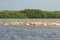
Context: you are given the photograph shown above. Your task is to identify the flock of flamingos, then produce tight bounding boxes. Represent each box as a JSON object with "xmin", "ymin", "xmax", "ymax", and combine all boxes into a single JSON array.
[{"xmin": 0, "ymin": 21, "xmax": 60, "ymax": 26}]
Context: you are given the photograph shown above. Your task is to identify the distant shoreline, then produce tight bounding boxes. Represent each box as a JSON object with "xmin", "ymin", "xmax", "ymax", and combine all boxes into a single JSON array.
[{"xmin": 0, "ymin": 9, "xmax": 60, "ymax": 18}]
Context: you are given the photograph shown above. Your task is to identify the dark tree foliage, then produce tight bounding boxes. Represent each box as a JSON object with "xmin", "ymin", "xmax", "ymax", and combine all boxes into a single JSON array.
[{"xmin": 0, "ymin": 9, "xmax": 60, "ymax": 18}]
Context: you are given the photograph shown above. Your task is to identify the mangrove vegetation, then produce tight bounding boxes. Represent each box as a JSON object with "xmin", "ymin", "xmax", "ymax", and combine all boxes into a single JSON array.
[{"xmin": 0, "ymin": 9, "xmax": 60, "ymax": 18}]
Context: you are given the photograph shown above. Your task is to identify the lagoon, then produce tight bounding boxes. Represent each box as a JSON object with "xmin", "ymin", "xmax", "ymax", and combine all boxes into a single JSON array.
[{"xmin": 0, "ymin": 19, "xmax": 60, "ymax": 40}]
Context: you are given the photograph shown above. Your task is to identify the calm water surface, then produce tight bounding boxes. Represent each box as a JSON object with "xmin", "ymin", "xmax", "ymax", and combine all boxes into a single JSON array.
[
  {"xmin": 0, "ymin": 26, "xmax": 60, "ymax": 40},
  {"xmin": 0, "ymin": 19, "xmax": 60, "ymax": 40}
]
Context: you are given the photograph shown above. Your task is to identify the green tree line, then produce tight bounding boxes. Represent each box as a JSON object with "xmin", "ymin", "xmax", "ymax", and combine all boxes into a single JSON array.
[{"xmin": 0, "ymin": 9, "xmax": 60, "ymax": 18}]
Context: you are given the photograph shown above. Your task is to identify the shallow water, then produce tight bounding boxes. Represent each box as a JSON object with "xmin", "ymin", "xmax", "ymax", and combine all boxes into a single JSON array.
[
  {"xmin": 0, "ymin": 19, "xmax": 60, "ymax": 22},
  {"xmin": 0, "ymin": 25, "xmax": 60, "ymax": 40},
  {"xmin": 0, "ymin": 19, "xmax": 60, "ymax": 40}
]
